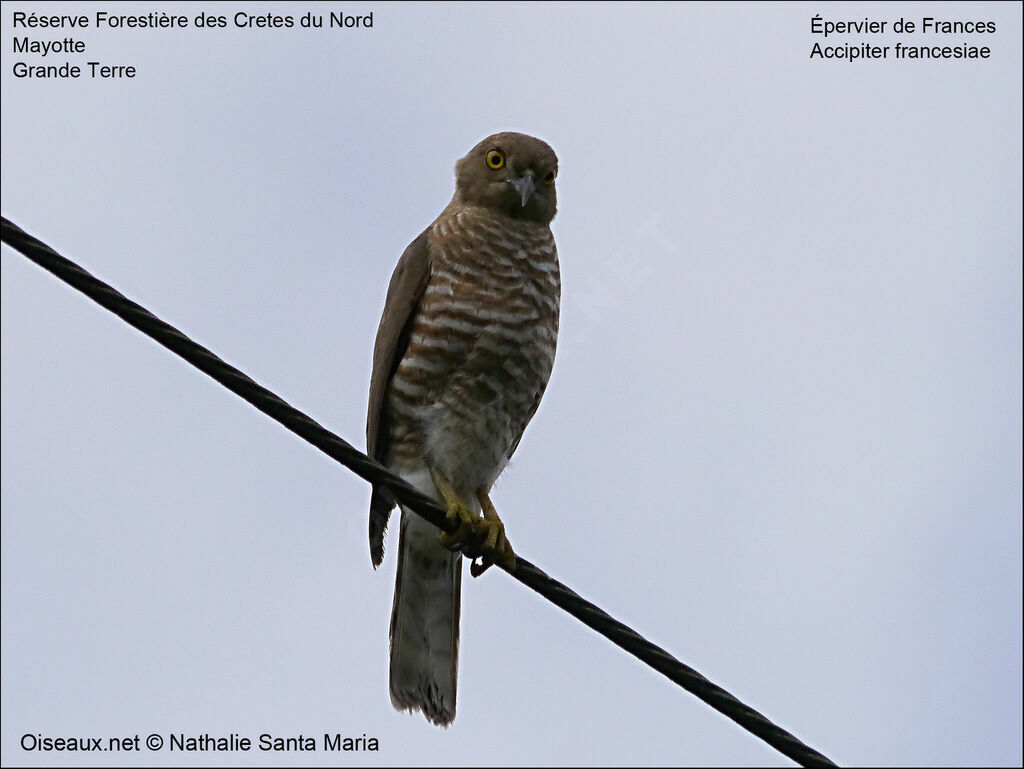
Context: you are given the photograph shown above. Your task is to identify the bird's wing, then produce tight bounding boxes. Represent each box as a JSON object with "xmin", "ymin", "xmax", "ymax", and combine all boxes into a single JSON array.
[{"xmin": 367, "ymin": 228, "xmax": 432, "ymax": 567}]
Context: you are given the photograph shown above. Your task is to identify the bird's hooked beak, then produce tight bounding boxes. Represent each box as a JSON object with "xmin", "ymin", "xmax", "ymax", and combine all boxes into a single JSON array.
[{"xmin": 509, "ymin": 171, "xmax": 536, "ymax": 207}]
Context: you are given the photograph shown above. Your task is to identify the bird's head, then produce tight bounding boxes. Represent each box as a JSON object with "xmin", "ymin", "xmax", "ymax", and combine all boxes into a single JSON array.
[{"xmin": 454, "ymin": 132, "xmax": 558, "ymax": 225}]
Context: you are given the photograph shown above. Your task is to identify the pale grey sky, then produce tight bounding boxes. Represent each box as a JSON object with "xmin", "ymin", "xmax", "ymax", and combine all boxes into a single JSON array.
[{"xmin": 2, "ymin": 2, "xmax": 1021, "ymax": 766}]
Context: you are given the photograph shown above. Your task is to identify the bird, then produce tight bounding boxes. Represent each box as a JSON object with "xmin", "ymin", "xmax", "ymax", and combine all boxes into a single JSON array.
[{"xmin": 365, "ymin": 132, "xmax": 560, "ymax": 726}]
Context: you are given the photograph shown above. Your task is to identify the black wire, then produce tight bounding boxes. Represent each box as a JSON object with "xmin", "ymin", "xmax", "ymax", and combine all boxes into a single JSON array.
[{"xmin": 1, "ymin": 216, "xmax": 838, "ymax": 768}]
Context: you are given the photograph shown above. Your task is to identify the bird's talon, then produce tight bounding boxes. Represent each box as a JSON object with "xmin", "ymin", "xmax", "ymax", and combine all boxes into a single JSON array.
[
  {"xmin": 433, "ymin": 485, "xmax": 516, "ymax": 573},
  {"xmin": 439, "ymin": 500, "xmax": 480, "ymax": 552},
  {"xmin": 465, "ymin": 517, "xmax": 515, "ymax": 574}
]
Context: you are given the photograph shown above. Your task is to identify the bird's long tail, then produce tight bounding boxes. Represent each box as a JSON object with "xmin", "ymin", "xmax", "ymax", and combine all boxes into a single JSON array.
[{"xmin": 389, "ymin": 508, "xmax": 462, "ymax": 726}]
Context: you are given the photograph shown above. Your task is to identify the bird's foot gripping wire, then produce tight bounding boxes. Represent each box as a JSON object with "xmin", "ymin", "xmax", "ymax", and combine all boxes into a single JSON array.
[
  {"xmin": 469, "ymin": 488, "xmax": 515, "ymax": 576},
  {"xmin": 430, "ymin": 469, "xmax": 516, "ymax": 577}
]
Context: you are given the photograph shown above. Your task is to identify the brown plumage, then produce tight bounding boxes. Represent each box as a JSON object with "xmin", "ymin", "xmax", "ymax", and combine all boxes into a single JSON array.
[{"xmin": 366, "ymin": 132, "xmax": 560, "ymax": 725}]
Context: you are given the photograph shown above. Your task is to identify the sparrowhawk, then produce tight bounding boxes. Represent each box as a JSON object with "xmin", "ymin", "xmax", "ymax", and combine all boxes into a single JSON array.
[{"xmin": 366, "ymin": 132, "xmax": 560, "ymax": 726}]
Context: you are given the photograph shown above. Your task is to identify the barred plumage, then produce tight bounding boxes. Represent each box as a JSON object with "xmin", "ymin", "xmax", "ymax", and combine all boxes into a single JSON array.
[
  {"xmin": 388, "ymin": 207, "xmax": 559, "ymax": 490},
  {"xmin": 366, "ymin": 132, "xmax": 560, "ymax": 726}
]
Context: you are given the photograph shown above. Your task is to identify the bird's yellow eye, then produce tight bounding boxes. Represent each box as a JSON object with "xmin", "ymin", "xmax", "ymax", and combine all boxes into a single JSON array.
[
  {"xmin": 543, "ymin": 169, "xmax": 556, "ymax": 185},
  {"xmin": 486, "ymin": 150, "xmax": 505, "ymax": 170}
]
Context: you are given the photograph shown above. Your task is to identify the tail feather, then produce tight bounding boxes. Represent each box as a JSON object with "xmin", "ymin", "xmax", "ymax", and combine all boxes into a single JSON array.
[
  {"xmin": 388, "ymin": 509, "xmax": 462, "ymax": 726},
  {"xmin": 368, "ymin": 486, "xmax": 394, "ymax": 568}
]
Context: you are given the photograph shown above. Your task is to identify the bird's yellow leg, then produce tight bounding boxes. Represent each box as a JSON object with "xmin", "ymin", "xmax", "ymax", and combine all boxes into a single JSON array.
[
  {"xmin": 429, "ymin": 469, "xmax": 516, "ymax": 575},
  {"xmin": 471, "ymin": 488, "xmax": 516, "ymax": 575},
  {"xmin": 430, "ymin": 467, "xmax": 477, "ymax": 551}
]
